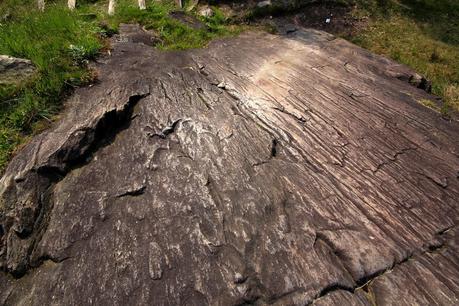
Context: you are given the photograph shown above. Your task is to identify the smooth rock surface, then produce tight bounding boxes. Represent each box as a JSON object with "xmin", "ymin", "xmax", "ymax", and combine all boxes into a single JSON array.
[{"xmin": 0, "ymin": 28, "xmax": 458, "ymax": 305}]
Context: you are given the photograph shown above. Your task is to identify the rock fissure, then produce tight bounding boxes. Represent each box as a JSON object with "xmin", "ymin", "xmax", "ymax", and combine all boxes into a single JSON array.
[
  {"xmin": 372, "ymin": 147, "xmax": 417, "ymax": 174},
  {"xmin": 148, "ymin": 119, "xmax": 182, "ymax": 139},
  {"xmin": 116, "ymin": 185, "xmax": 146, "ymax": 198},
  {"xmin": 272, "ymin": 106, "xmax": 308, "ymax": 124},
  {"xmin": 308, "ymin": 225, "xmax": 456, "ymax": 304},
  {"xmin": 415, "ymin": 171, "xmax": 449, "ymax": 189},
  {"xmin": 0, "ymin": 92, "xmax": 150, "ymax": 277}
]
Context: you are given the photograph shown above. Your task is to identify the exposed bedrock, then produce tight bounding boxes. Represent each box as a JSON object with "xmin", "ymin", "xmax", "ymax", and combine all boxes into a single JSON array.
[{"xmin": 0, "ymin": 29, "xmax": 458, "ymax": 305}]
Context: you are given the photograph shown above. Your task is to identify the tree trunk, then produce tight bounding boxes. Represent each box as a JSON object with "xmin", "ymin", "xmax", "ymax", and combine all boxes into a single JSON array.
[
  {"xmin": 176, "ymin": 0, "xmax": 182, "ymax": 8},
  {"xmin": 108, "ymin": 0, "xmax": 116, "ymax": 15},
  {"xmin": 68, "ymin": 0, "xmax": 76, "ymax": 10},
  {"xmin": 138, "ymin": 0, "xmax": 146, "ymax": 10},
  {"xmin": 38, "ymin": 0, "xmax": 45, "ymax": 11}
]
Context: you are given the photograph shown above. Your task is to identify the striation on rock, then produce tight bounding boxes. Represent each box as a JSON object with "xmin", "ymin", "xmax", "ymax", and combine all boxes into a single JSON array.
[{"xmin": 0, "ymin": 27, "xmax": 458, "ymax": 305}]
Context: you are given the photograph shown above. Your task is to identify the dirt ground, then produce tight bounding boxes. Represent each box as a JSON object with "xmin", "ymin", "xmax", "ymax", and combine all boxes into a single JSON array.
[{"xmin": 256, "ymin": 2, "xmax": 367, "ymax": 37}]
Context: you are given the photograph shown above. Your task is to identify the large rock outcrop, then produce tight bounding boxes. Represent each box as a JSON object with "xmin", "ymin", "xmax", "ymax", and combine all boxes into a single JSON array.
[{"xmin": 0, "ymin": 28, "xmax": 458, "ymax": 305}]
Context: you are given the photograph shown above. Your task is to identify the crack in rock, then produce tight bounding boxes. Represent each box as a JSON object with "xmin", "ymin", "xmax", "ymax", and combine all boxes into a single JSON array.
[
  {"xmin": 416, "ymin": 171, "xmax": 449, "ymax": 189},
  {"xmin": 0, "ymin": 91, "xmax": 150, "ymax": 277},
  {"xmin": 308, "ymin": 226, "xmax": 456, "ymax": 304},
  {"xmin": 367, "ymin": 147, "xmax": 418, "ymax": 174},
  {"xmin": 148, "ymin": 119, "xmax": 182, "ymax": 139},
  {"xmin": 116, "ymin": 185, "xmax": 146, "ymax": 198}
]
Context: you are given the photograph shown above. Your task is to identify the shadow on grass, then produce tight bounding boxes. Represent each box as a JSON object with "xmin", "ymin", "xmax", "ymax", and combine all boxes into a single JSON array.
[
  {"xmin": 352, "ymin": 0, "xmax": 459, "ymax": 115},
  {"xmin": 400, "ymin": 0, "xmax": 459, "ymax": 45},
  {"xmin": 368, "ymin": 0, "xmax": 459, "ymax": 46}
]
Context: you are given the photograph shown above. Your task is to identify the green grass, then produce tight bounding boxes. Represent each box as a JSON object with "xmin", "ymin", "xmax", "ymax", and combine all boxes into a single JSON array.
[
  {"xmin": 349, "ymin": 0, "xmax": 459, "ymax": 115},
  {"xmin": 107, "ymin": 0, "xmax": 240, "ymax": 50},
  {"xmin": 0, "ymin": 1, "xmax": 102, "ymax": 169},
  {"xmin": 0, "ymin": 0, "xmax": 239, "ymax": 171},
  {"xmin": 419, "ymin": 99, "xmax": 441, "ymax": 112}
]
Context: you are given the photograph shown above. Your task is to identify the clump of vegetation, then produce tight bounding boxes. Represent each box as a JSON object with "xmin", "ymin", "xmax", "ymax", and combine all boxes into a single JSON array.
[
  {"xmin": 108, "ymin": 0, "xmax": 240, "ymax": 50},
  {"xmin": 419, "ymin": 99, "xmax": 441, "ymax": 112},
  {"xmin": 0, "ymin": 0, "xmax": 239, "ymax": 171},
  {"xmin": 0, "ymin": 2, "xmax": 102, "ymax": 169},
  {"xmin": 444, "ymin": 84, "xmax": 459, "ymax": 112},
  {"xmin": 350, "ymin": 0, "xmax": 459, "ymax": 115}
]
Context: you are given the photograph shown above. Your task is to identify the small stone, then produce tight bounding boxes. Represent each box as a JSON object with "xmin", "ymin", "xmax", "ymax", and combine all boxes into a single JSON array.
[
  {"xmin": 1, "ymin": 12, "xmax": 11, "ymax": 21},
  {"xmin": 199, "ymin": 6, "xmax": 214, "ymax": 18},
  {"xmin": 409, "ymin": 73, "xmax": 423, "ymax": 86},
  {"xmin": 186, "ymin": 0, "xmax": 199, "ymax": 11},
  {"xmin": 285, "ymin": 25, "xmax": 298, "ymax": 34},
  {"xmin": 418, "ymin": 77, "xmax": 432, "ymax": 93},
  {"xmin": 148, "ymin": 242, "xmax": 164, "ymax": 280},
  {"xmin": 0, "ymin": 55, "xmax": 36, "ymax": 85},
  {"xmin": 257, "ymin": 0, "xmax": 272, "ymax": 8},
  {"xmin": 409, "ymin": 73, "xmax": 432, "ymax": 93},
  {"xmin": 234, "ymin": 272, "xmax": 247, "ymax": 284}
]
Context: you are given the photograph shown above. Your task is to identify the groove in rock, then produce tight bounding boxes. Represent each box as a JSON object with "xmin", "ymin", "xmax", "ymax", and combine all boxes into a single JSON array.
[
  {"xmin": 307, "ymin": 225, "xmax": 456, "ymax": 304},
  {"xmin": 116, "ymin": 185, "xmax": 146, "ymax": 198},
  {"xmin": 0, "ymin": 92, "xmax": 150, "ymax": 278},
  {"xmin": 148, "ymin": 119, "xmax": 182, "ymax": 139}
]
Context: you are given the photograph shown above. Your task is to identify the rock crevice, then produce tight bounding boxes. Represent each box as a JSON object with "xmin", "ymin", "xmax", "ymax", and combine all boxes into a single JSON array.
[{"xmin": 0, "ymin": 91, "xmax": 150, "ymax": 277}]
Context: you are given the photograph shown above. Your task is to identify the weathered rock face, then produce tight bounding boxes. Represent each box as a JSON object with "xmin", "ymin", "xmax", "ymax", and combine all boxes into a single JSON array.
[
  {"xmin": 0, "ymin": 28, "xmax": 459, "ymax": 305},
  {"xmin": 0, "ymin": 55, "xmax": 36, "ymax": 85}
]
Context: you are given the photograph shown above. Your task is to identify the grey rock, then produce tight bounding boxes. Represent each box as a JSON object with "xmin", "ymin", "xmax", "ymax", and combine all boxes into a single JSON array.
[
  {"xmin": 0, "ymin": 28, "xmax": 459, "ymax": 305},
  {"xmin": 257, "ymin": 0, "xmax": 272, "ymax": 8},
  {"xmin": 0, "ymin": 55, "xmax": 36, "ymax": 85},
  {"xmin": 255, "ymin": 0, "xmax": 315, "ymax": 10},
  {"xmin": 198, "ymin": 6, "xmax": 214, "ymax": 18},
  {"xmin": 186, "ymin": 0, "xmax": 200, "ymax": 11},
  {"xmin": 234, "ymin": 272, "xmax": 247, "ymax": 284},
  {"xmin": 169, "ymin": 11, "xmax": 205, "ymax": 30},
  {"xmin": 114, "ymin": 23, "xmax": 160, "ymax": 46},
  {"xmin": 409, "ymin": 73, "xmax": 432, "ymax": 93}
]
